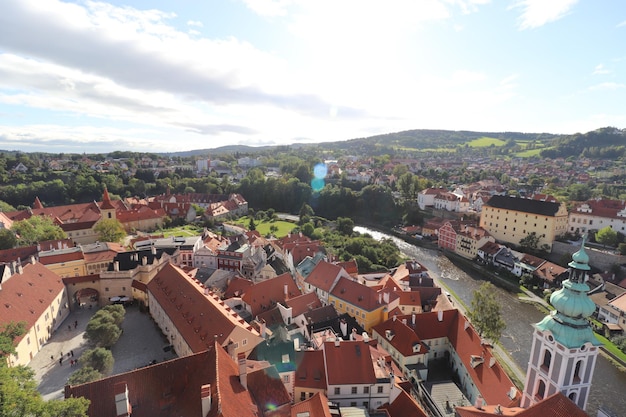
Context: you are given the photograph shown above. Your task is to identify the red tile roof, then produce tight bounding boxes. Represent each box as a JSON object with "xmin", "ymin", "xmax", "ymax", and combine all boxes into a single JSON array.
[
  {"xmin": 65, "ymin": 345, "xmax": 263, "ymax": 417},
  {"xmin": 330, "ymin": 277, "xmax": 383, "ymax": 312},
  {"xmin": 455, "ymin": 392, "xmax": 589, "ymax": 417},
  {"xmin": 305, "ymin": 261, "xmax": 346, "ymax": 293},
  {"xmin": 380, "ymin": 389, "xmax": 428, "ymax": 417},
  {"xmin": 247, "ymin": 364, "xmax": 292, "ymax": 415},
  {"xmin": 0, "ymin": 261, "xmax": 65, "ymax": 344},
  {"xmin": 223, "ymin": 276, "xmax": 254, "ymax": 298},
  {"xmin": 147, "ymin": 263, "xmax": 260, "ymax": 352},
  {"xmin": 290, "ymin": 392, "xmax": 332, "ymax": 417},
  {"xmin": 286, "ymin": 291, "xmax": 322, "ymax": 317},
  {"xmin": 242, "ymin": 273, "xmax": 301, "ymax": 316},
  {"xmin": 322, "ymin": 340, "xmax": 376, "ymax": 385},
  {"xmin": 39, "ymin": 250, "xmax": 84, "ymax": 265},
  {"xmin": 371, "ymin": 316, "xmax": 428, "ymax": 357},
  {"xmin": 295, "ymin": 349, "xmax": 326, "ymax": 390}
]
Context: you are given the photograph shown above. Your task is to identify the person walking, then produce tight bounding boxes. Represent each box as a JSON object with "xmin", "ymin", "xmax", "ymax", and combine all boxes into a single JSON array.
[{"xmin": 59, "ymin": 357, "xmax": 63, "ymax": 366}]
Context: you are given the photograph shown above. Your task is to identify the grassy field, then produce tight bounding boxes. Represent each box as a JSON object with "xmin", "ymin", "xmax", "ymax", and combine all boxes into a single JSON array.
[
  {"xmin": 159, "ymin": 225, "xmax": 203, "ymax": 237},
  {"xmin": 229, "ymin": 217, "xmax": 297, "ymax": 238},
  {"xmin": 466, "ymin": 136, "xmax": 507, "ymax": 147}
]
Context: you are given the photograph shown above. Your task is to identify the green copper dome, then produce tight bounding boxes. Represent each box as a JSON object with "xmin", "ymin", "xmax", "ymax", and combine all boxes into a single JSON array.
[{"xmin": 534, "ymin": 237, "xmax": 601, "ymax": 348}]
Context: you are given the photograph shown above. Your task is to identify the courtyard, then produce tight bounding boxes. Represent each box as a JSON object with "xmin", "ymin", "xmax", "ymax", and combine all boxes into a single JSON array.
[{"xmin": 31, "ymin": 304, "xmax": 177, "ymax": 401}]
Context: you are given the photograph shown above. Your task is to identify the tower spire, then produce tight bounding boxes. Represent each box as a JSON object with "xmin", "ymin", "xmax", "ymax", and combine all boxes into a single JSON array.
[{"xmin": 521, "ymin": 237, "xmax": 601, "ymax": 411}]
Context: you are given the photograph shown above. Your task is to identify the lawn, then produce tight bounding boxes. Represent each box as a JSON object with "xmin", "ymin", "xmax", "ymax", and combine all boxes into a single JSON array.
[
  {"xmin": 230, "ymin": 217, "xmax": 297, "ymax": 238},
  {"xmin": 160, "ymin": 225, "xmax": 204, "ymax": 237},
  {"xmin": 466, "ymin": 136, "xmax": 507, "ymax": 147}
]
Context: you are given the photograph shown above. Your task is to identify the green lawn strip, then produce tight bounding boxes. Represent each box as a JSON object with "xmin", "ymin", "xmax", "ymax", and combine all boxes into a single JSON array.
[
  {"xmin": 467, "ymin": 137, "xmax": 506, "ymax": 147},
  {"xmin": 229, "ymin": 216, "xmax": 297, "ymax": 238}
]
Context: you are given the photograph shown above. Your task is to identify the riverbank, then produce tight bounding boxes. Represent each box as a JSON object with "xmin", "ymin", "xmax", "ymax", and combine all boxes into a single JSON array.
[{"xmin": 359, "ymin": 223, "xmax": 626, "ymax": 373}]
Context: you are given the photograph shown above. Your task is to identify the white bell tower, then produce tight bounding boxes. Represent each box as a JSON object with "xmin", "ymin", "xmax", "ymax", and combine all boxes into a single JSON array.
[{"xmin": 521, "ymin": 237, "xmax": 601, "ymax": 410}]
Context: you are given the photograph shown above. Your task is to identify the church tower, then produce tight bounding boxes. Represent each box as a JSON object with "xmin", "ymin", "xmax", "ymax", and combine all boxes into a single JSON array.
[
  {"xmin": 521, "ymin": 238, "xmax": 601, "ymax": 410},
  {"xmin": 99, "ymin": 187, "xmax": 117, "ymax": 220}
]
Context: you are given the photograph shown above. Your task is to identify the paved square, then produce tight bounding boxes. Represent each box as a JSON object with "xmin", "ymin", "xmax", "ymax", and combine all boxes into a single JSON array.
[{"xmin": 32, "ymin": 304, "xmax": 177, "ymax": 401}]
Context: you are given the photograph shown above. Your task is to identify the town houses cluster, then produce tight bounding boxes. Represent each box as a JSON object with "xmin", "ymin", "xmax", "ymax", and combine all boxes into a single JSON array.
[{"xmin": 0, "ymin": 188, "xmax": 610, "ymax": 416}]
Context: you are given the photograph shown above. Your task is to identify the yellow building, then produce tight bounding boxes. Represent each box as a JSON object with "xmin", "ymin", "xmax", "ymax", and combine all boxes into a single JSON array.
[
  {"xmin": 455, "ymin": 225, "xmax": 495, "ymax": 260},
  {"xmin": 38, "ymin": 247, "xmax": 87, "ymax": 278},
  {"xmin": 1, "ymin": 261, "xmax": 70, "ymax": 367},
  {"xmin": 479, "ymin": 195, "xmax": 568, "ymax": 251},
  {"xmin": 328, "ymin": 277, "xmax": 386, "ymax": 333}
]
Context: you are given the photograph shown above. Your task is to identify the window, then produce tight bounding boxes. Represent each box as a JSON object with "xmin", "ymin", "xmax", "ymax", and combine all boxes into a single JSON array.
[
  {"xmin": 351, "ymin": 386, "xmax": 357, "ymax": 394},
  {"xmin": 350, "ymin": 402, "xmax": 357, "ymax": 407},
  {"xmin": 377, "ymin": 386, "xmax": 383, "ymax": 393},
  {"xmin": 573, "ymin": 360, "xmax": 583, "ymax": 383},
  {"xmin": 536, "ymin": 380, "xmax": 546, "ymax": 400},
  {"xmin": 541, "ymin": 350, "xmax": 551, "ymax": 371},
  {"xmin": 334, "ymin": 387, "xmax": 340, "ymax": 395},
  {"xmin": 283, "ymin": 375, "xmax": 289, "ymax": 383},
  {"xmin": 364, "ymin": 386, "xmax": 369, "ymax": 394},
  {"xmin": 300, "ymin": 392, "xmax": 306, "ymax": 401},
  {"xmin": 105, "ymin": 287, "xmax": 110, "ymax": 292}
]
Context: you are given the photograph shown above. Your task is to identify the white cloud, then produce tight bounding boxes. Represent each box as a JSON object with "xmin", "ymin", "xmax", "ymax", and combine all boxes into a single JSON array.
[
  {"xmin": 187, "ymin": 20, "xmax": 203, "ymax": 27},
  {"xmin": 617, "ymin": 20, "xmax": 626, "ymax": 28},
  {"xmin": 512, "ymin": 0, "xmax": 578, "ymax": 30},
  {"xmin": 588, "ymin": 82, "xmax": 626, "ymax": 91},
  {"xmin": 241, "ymin": 0, "xmax": 292, "ymax": 17},
  {"xmin": 593, "ymin": 64, "xmax": 610, "ymax": 75}
]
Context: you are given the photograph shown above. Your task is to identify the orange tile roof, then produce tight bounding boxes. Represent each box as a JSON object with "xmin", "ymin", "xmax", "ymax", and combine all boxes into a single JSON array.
[
  {"xmin": 455, "ymin": 392, "xmax": 589, "ymax": 417},
  {"xmin": 305, "ymin": 261, "xmax": 345, "ymax": 293},
  {"xmin": 65, "ymin": 345, "xmax": 263, "ymax": 417},
  {"xmin": 380, "ymin": 389, "xmax": 428, "ymax": 417},
  {"xmin": 330, "ymin": 277, "xmax": 383, "ymax": 312},
  {"xmin": 242, "ymin": 273, "xmax": 301, "ymax": 316},
  {"xmin": 247, "ymin": 364, "xmax": 292, "ymax": 415},
  {"xmin": 0, "ymin": 261, "xmax": 65, "ymax": 344},
  {"xmin": 286, "ymin": 291, "xmax": 322, "ymax": 317},
  {"xmin": 290, "ymin": 392, "xmax": 332, "ymax": 417},
  {"xmin": 371, "ymin": 316, "xmax": 429, "ymax": 357},
  {"xmin": 322, "ymin": 340, "xmax": 376, "ymax": 385},
  {"xmin": 147, "ymin": 263, "xmax": 260, "ymax": 352},
  {"xmin": 294, "ymin": 349, "xmax": 326, "ymax": 390}
]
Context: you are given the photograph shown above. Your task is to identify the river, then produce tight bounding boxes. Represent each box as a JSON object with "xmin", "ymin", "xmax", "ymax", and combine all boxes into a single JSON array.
[{"xmin": 355, "ymin": 227, "xmax": 626, "ymax": 417}]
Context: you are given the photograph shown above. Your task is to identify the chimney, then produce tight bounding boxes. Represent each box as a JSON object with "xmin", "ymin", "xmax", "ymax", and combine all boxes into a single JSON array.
[
  {"xmin": 30, "ymin": 256, "xmax": 36, "ymax": 265},
  {"xmin": 411, "ymin": 313, "xmax": 416, "ymax": 326},
  {"xmin": 260, "ymin": 319, "xmax": 266, "ymax": 339},
  {"xmin": 378, "ymin": 293, "xmax": 382, "ymax": 304},
  {"xmin": 284, "ymin": 284, "xmax": 288, "ymax": 300},
  {"xmin": 238, "ymin": 352, "xmax": 247, "ymax": 389},
  {"xmin": 114, "ymin": 261, "xmax": 120, "ymax": 272},
  {"xmin": 201, "ymin": 384, "xmax": 212, "ymax": 417},
  {"xmin": 474, "ymin": 395, "xmax": 484, "ymax": 410},
  {"xmin": 437, "ymin": 310, "xmax": 444, "ymax": 322},
  {"xmin": 334, "ymin": 337, "xmax": 341, "ymax": 347},
  {"xmin": 17, "ymin": 264, "xmax": 23, "ymax": 275},
  {"xmin": 142, "ymin": 256, "xmax": 147, "ymax": 266},
  {"xmin": 113, "ymin": 382, "xmax": 131, "ymax": 417},
  {"xmin": 151, "ymin": 246, "xmax": 157, "ymax": 255}
]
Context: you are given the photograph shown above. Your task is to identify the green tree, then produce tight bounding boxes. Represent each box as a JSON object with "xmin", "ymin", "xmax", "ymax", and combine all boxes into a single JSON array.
[
  {"xmin": 101, "ymin": 304, "xmax": 126, "ymax": 327},
  {"xmin": 0, "ymin": 322, "xmax": 89, "ymax": 416},
  {"xmin": 94, "ymin": 218, "xmax": 126, "ymax": 243},
  {"xmin": 12, "ymin": 215, "xmax": 66, "ymax": 246},
  {"xmin": 80, "ymin": 347, "xmax": 114, "ymax": 375},
  {"xmin": 596, "ymin": 226, "xmax": 618, "ymax": 248},
  {"xmin": 248, "ymin": 216, "xmax": 256, "ymax": 231},
  {"xmin": 519, "ymin": 232, "xmax": 540, "ymax": 252},
  {"xmin": 0, "ymin": 228, "xmax": 17, "ymax": 250},
  {"xmin": 84, "ymin": 310, "xmax": 123, "ymax": 348},
  {"xmin": 0, "ymin": 200, "xmax": 16, "ymax": 212},
  {"xmin": 68, "ymin": 366, "xmax": 102, "ymax": 385},
  {"xmin": 336, "ymin": 217, "xmax": 354, "ymax": 236},
  {"xmin": 467, "ymin": 282, "xmax": 506, "ymax": 342}
]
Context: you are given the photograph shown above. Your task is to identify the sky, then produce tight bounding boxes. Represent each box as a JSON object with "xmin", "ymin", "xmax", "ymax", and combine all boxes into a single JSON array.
[{"xmin": 0, "ymin": 0, "xmax": 625, "ymax": 154}]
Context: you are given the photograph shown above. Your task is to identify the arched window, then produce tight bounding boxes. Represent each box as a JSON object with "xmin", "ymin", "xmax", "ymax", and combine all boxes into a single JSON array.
[
  {"xmin": 573, "ymin": 360, "xmax": 583, "ymax": 383},
  {"xmin": 536, "ymin": 380, "xmax": 546, "ymax": 400},
  {"xmin": 541, "ymin": 350, "xmax": 552, "ymax": 371}
]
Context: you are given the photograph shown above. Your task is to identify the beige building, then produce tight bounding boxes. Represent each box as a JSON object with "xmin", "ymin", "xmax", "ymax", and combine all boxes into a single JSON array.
[
  {"xmin": 455, "ymin": 225, "xmax": 494, "ymax": 260},
  {"xmin": 38, "ymin": 247, "xmax": 87, "ymax": 278},
  {"xmin": 1, "ymin": 261, "xmax": 70, "ymax": 367},
  {"xmin": 479, "ymin": 195, "xmax": 568, "ymax": 251}
]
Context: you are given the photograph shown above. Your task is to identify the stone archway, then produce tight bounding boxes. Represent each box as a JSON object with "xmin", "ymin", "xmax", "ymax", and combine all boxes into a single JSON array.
[{"xmin": 75, "ymin": 287, "xmax": 99, "ymax": 308}]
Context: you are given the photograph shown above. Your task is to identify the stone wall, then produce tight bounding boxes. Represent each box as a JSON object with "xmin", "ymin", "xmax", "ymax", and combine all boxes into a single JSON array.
[{"xmin": 550, "ymin": 241, "xmax": 625, "ymax": 273}]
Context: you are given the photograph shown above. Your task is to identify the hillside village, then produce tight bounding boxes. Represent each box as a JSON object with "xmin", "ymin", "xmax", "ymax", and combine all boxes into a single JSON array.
[{"xmin": 0, "ymin": 170, "xmax": 624, "ymax": 417}]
